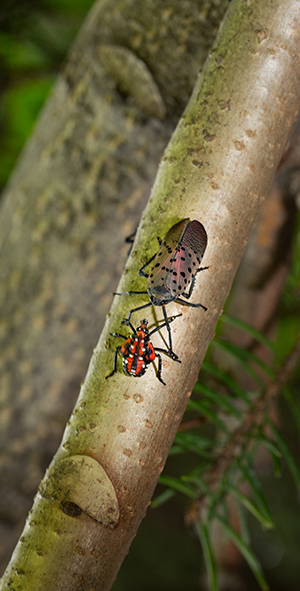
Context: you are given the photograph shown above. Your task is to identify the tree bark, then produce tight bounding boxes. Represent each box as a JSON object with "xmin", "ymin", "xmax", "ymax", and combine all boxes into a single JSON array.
[
  {"xmin": 0, "ymin": 0, "xmax": 228, "ymax": 573},
  {"xmin": 1, "ymin": 0, "xmax": 300, "ymax": 589}
]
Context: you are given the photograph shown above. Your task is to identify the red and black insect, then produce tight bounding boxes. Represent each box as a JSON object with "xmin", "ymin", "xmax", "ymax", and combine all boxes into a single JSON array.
[
  {"xmin": 115, "ymin": 218, "xmax": 208, "ymax": 355},
  {"xmin": 106, "ymin": 315, "xmax": 181, "ymax": 385}
]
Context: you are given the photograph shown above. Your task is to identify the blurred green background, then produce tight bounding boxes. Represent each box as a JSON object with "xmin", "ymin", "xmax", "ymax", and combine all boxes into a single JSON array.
[
  {"xmin": 0, "ymin": 0, "xmax": 94, "ymax": 191},
  {"xmin": 1, "ymin": 2, "xmax": 300, "ymax": 590}
]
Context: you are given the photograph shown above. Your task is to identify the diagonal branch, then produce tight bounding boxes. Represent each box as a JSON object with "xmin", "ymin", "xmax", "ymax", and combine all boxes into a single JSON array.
[{"xmin": 2, "ymin": 1, "xmax": 300, "ymax": 590}]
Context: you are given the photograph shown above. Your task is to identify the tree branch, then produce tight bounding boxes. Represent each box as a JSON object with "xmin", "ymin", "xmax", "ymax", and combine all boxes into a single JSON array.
[
  {"xmin": 1, "ymin": 0, "xmax": 300, "ymax": 590},
  {"xmin": 0, "ymin": 0, "xmax": 229, "ymax": 573}
]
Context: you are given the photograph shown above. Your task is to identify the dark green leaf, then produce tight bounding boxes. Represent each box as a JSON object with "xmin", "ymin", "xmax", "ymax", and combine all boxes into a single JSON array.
[
  {"xmin": 268, "ymin": 421, "xmax": 300, "ymax": 488},
  {"xmin": 0, "ymin": 35, "xmax": 48, "ymax": 69},
  {"xmin": 180, "ymin": 462, "xmax": 212, "ymax": 493},
  {"xmin": 255, "ymin": 434, "xmax": 282, "ymax": 458},
  {"xmin": 173, "ymin": 432, "xmax": 213, "ymax": 458},
  {"xmin": 236, "ymin": 457, "xmax": 274, "ymax": 527},
  {"xmin": 3, "ymin": 78, "xmax": 53, "ymax": 142},
  {"xmin": 226, "ymin": 484, "xmax": 274, "ymax": 529},
  {"xmin": 168, "ymin": 445, "xmax": 186, "ymax": 456},
  {"xmin": 187, "ymin": 400, "xmax": 230, "ymax": 435},
  {"xmin": 183, "ymin": 461, "xmax": 213, "ymax": 479},
  {"xmin": 201, "ymin": 361, "xmax": 251, "ymax": 404},
  {"xmin": 196, "ymin": 522, "xmax": 218, "ymax": 591},
  {"xmin": 158, "ymin": 475, "xmax": 197, "ymax": 499},
  {"xmin": 193, "ymin": 382, "xmax": 242, "ymax": 418},
  {"xmin": 222, "ymin": 315, "xmax": 279, "ymax": 357},
  {"xmin": 151, "ymin": 488, "xmax": 177, "ymax": 508},
  {"xmin": 283, "ymin": 386, "xmax": 300, "ymax": 439},
  {"xmin": 271, "ymin": 454, "xmax": 282, "ymax": 478},
  {"xmin": 236, "ymin": 499, "xmax": 251, "ymax": 545},
  {"xmin": 216, "ymin": 515, "xmax": 269, "ymax": 590},
  {"xmin": 181, "ymin": 475, "xmax": 209, "ymax": 494},
  {"xmin": 213, "ymin": 340, "xmax": 275, "ymax": 384}
]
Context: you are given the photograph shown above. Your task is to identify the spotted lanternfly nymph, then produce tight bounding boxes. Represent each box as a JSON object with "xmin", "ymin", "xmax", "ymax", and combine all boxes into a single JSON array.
[
  {"xmin": 106, "ymin": 315, "xmax": 182, "ymax": 385},
  {"xmin": 115, "ymin": 218, "xmax": 208, "ymax": 355}
]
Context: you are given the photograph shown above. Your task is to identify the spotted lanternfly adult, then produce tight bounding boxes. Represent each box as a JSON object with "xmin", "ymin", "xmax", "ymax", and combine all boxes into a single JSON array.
[
  {"xmin": 106, "ymin": 315, "xmax": 182, "ymax": 385},
  {"xmin": 115, "ymin": 218, "xmax": 208, "ymax": 355}
]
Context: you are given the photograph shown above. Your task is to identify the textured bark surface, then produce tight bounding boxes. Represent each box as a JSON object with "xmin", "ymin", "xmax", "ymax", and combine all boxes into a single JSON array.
[
  {"xmin": 0, "ymin": 0, "xmax": 229, "ymax": 573},
  {"xmin": 1, "ymin": 0, "xmax": 300, "ymax": 590}
]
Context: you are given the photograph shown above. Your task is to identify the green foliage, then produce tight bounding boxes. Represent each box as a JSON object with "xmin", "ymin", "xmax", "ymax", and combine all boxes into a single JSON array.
[
  {"xmin": 0, "ymin": 76, "xmax": 53, "ymax": 187},
  {"xmin": 221, "ymin": 314, "xmax": 280, "ymax": 357},
  {"xmin": 196, "ymin": 522, "xmax": 218, "ymax": 591},
  {"xmin": 0, "ymin": 0, "xmax": 94, "ymax": 192},
  {"xmin": 213, "ymin": 338, "xmax": 275, "ymax": 384},
  {"xmin": 276, "ymin": 213, "xmax": 300, "ymax": 357},
  {"xmin": 216, "ymin": 515, "xmax": 269, "ymax": 590},
  {"xmin": 153, "ymin": 315, "xmax": 300, "ymax": 591},
  {"xmin": 0, "ymin": 34, "xmax": 49, "ymax": 69},
  {"xmin": 42, "ymin": 0, "xmax": 94, "ymax": 10}
]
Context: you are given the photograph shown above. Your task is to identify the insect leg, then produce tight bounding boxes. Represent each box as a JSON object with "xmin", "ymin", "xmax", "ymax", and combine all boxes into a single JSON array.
[
  {"xmin": 196, "ymin": 266, "xmax": 209, "ymax": 274},
  {"xmin": 182, "ymin": 275, "xmax": 197, "ymax": 299},
  {"xmin": 126, "ymin": 301, "xmax": 152, "ymax": 322},
  {"xmin": 114, "ymin": 290, "xmax": 149, "ymax": 296},
  {"xmin": 154, "ymin": 347, "xmax": 181, "ymax": 363},
  {"xmin": 148, "ymin": 314, "xmax": 182, "ymax": 337},
  {"xmin": 162, "ymin": 305, "xmax": 175, "ymax": 355},
  {"xmin": 124, "ymin": 230, "xmax": 137, "ymax": 260},
  {"xmin": 139, "ymin": 253, "xmax": 157, "ymax": 278},
  {"xmin": 125, "ymin": 230, "xmax": 137, "ymax": 244},
  {"xmin": 109, "ymin": 332, "xmax": 128, "ymax": 339},
  {"xmin": 154, "ymin": 352, "xmax": 166, "ymax": 386},
  {"xmin": 175, "ymin": 297, "xmax": 207, "ymax": 311},
  {"xmin": 106, "ymin": 346, "xmax": 121, "ymax": 380},
  {"xmin": 182, "ymin": 268, "xmax": 209, "ymax": 300},
  {"xmin": 121, "ymin": 319, "xmax": 136, "ymax": 333}
]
